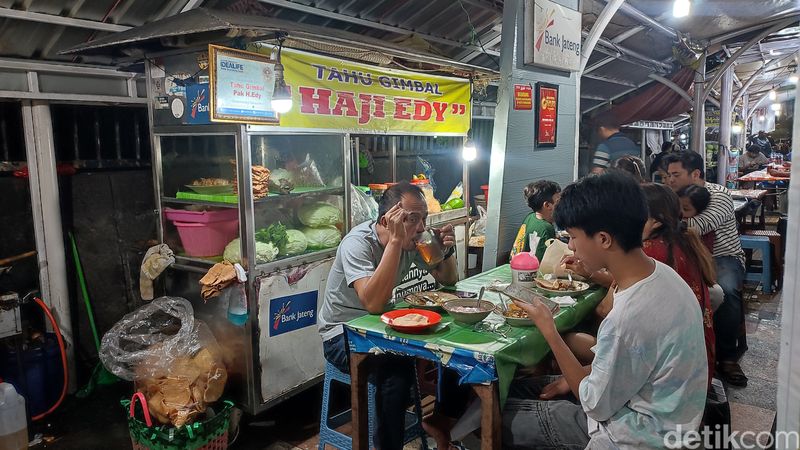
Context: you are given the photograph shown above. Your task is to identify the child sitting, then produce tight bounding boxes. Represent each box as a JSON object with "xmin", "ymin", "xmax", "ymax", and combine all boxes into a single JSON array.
[
  {"xmin": 677, "ymin": 184, "xmax": 714, "ymax": 251},
  {"xmin": 510, "ymin": 180, "xmax": 561, "ymax": 261}
]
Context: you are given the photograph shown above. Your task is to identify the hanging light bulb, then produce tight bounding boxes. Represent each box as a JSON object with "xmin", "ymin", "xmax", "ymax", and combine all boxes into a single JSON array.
[
  {"xmin": 673, "ymin": 0, "xmax": 690, "ymax": 18},
  {"xmin": 790, "ymin": 75, "xmax": 799, "ymax": 83},
  {"xmin": 462, "ymin": 137, "xmax": 477, "ymax": 161},
  {"xmin": 759, "ymin": 115, "xmax": 766, "ymax": 122},
  {"xmin": 679, "ymin": 133, "xmax": 687, "ymax": 140},
  {"xmin": 271, "ymin": 40, "xmax": 293, "ymax": 114},
  {"xmin": 771, "ymin": 103, "xmax": 782, "ymax": 111},
  {"xmin": 732, "ymin": 124, "xmax": 742, "ymax": 134},
  {"xmin": 769, "ymin": 89, "xmax": 777, "ymax": 101}
]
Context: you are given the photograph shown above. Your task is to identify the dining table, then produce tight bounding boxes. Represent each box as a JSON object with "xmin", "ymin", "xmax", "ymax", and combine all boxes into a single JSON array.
[{"xmin": 345, "ymin": 264, "xmax": 606, "ymax": 450}]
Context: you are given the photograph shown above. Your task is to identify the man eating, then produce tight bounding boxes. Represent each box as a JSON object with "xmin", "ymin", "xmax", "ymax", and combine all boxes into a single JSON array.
[{"xmin": 318, "ymin": 181, "xmax": 458, "ymax": 450}]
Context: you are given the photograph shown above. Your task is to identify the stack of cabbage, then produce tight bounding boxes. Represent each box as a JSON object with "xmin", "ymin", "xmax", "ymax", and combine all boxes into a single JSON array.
[{"xmin": 298, "ymin": 202, "xmax": 342, "ymax": 250}]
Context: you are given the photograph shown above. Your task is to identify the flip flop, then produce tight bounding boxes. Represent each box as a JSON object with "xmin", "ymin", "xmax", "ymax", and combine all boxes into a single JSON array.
[{"xmin": 717, "ymin": 361, "xmax": 748, "ymax": 387}]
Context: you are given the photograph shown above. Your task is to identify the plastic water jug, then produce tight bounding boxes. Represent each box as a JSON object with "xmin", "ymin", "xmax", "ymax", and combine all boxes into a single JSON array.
[{"xmin": 0, "ymin": 382, "xmax": 27, "ymax": 450}]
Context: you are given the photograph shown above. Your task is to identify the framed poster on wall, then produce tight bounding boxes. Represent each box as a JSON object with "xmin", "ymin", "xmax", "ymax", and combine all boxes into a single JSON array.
[
  {"xmin": 208, "ymin": 44, "xmax": 279, "ymax": 124},
  {"xmin": 536, "ymin": 82, "xmax": 558, "ymax": 147}
]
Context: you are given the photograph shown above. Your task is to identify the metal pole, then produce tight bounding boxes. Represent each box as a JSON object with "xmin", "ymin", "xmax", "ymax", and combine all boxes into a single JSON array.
[
  {"xmin": 580, "ymin": 0, "xmax": 626, "ymax": 73},
  {"xmin": 740, "ymin": 93, "xmax": 749, "ymax": 149},
  {"xmin": 641, "ymin": 129, "xmax": 647, "ymax": 161},
  {"xmin": 390, "ymin": 136, "xmax": 397, "ymax": 182},
  {"xmin": 22, "ymin": 100, "xmax": 76, "ymax": 392},
  {"xmin": 718, "ymin": 67, "xmax": 733, "ymax": 185},
  {"xmin": 691, "ymin": 53, "xmax": 707, "ymax": 161}
]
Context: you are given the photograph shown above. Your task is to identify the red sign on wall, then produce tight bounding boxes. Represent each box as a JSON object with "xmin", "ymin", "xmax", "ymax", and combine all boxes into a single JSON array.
[
  {"xmin": 513, "ymin": 84, "xmax": 533, "ymax": 110},
  {"xmin": 535, "ymin": 82, "xmax": 559, "ymax": 147}
]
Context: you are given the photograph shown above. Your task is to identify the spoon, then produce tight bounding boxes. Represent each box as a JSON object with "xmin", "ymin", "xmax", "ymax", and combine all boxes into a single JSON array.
[{"xmin": 477, "ymin": 287, "xmax": 485, "ymax": 309}]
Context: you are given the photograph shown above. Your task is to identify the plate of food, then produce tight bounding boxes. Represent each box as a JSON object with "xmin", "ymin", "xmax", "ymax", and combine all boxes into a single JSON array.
[
  {"xmin": 534, "ymin": 277, "xmax": 591, "ymax": 296},
  {"xmin": 381, "ymin": 309, "xmax": 442, "ymax": 333},
  {"xmin": 185, "ymin": 178, "xmax": 234, "ymax": 194},
  {"xmin": 442, "ymin": 299, "xmax": 494, "ymax": 324},
  {"xmin": 495, "ymin": 303, "xmax": 534, "ymax": 327},
  {"xmin": 404, "ymin": 291, "xmax": 459, "ymax": 311}
]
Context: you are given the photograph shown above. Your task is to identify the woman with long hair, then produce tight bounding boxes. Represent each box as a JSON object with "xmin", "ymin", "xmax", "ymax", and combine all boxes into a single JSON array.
[{"xmin": 640, "ymin": 183, "xmax": 716, "ymax": 386}]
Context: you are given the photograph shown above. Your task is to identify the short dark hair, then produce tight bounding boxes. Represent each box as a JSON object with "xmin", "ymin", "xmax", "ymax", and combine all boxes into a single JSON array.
[
  {"xmin": 677, "ymin": 184, "xmax": 711, "ymax": 214},
  {"xmin": 377, "ymin": 181, "xmax": 424, "ymax": 222},
  {"xmin": 662, "ymin": 151, "xmax": 705, "ymax": 179},
  {"xmin": 746, "ymin": 144, "xmax": 760, "ymax": 154},
  {"xmin": 553, "ymin": 171, "xmax": 648, "ymax": 252},
  {"xmin": 593, "ymin": 111, "xmax": 621, "ymax": 130},
  {"xmin": 524, "ymin": 180, "xmax": 561, "ymax": 211}
]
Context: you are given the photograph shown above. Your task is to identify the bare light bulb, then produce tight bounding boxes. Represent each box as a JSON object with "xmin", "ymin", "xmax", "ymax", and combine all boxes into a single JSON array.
[
  {"xmin": 732, "ymin": 124, "xmax": 742, "ymax": 134},
  {"xmin": 673, "ymin": 0, "xmax": 690, "ymax": 18},
  {"xmin": 769, "ymin": 90, "xmax": 777, "ymax": 100},
  {"xmin": 462, "ymin": 138, "xmax": 477, "ymax": 161},
  {"xmin": 790, "ymin": 75, "xmax": 799, "ymax": 83}
]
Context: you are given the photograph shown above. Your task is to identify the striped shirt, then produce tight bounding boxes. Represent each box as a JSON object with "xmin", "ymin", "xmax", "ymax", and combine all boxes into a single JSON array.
[
  {"xmin": 592, "ymin": 132, "xmax": 641, "ymax": 168},
  {"xmin": 686, "ymin": 182, "xmax": 745, "ymax": 268}
]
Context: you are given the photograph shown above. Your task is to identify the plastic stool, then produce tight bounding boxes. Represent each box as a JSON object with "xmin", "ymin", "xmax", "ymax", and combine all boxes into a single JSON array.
[
  {"xmin": 740, "ymin": 235, "xmax": 772, "ymax": 294},
  {"xmin": 318, "ymin": 361, "xmax": 428, "ymax": 450},
  {"xmin": 745, "ymin": 230, "xmax": 783, "ymax": 290}
]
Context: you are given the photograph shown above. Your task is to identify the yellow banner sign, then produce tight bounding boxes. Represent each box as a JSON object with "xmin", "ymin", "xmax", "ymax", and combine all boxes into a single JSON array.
[{"xmin": 275, "ymin": 48, "xmax": 471, "ymax": 134}]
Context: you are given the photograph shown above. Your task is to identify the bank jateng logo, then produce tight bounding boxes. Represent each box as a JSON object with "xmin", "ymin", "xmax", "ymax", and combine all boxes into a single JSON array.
[
  {"xmin": 190, "ymin": 88, "xmax": 207, "ymax": 119},
  {"xmin": 534, "ymin": 6, "xmax": 581, "ymax": 56},
  {"xmin": 269, "ymin": 291, "xmax": 318, "ymax": 337}
]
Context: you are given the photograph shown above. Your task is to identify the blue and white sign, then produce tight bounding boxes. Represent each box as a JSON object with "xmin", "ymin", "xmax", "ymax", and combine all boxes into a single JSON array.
[
  {"xmin": 524, "ymin": 0, "xmax": 582, "ymax": 72},
  {"xmin": 209, "ymin": 45, "xmax": 279, "ymax": 123},
  {"xmin": 269, "ymin": 291, "xmax": 318, "ymax": 337},
  {"xmin": 185, "ymin": 83, "xmax": 211, "ymax": 124}
]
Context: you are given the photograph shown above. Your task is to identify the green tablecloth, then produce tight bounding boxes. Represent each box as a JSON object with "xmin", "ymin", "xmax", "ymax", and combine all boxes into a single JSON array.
[{"xmin": 346, "ymin": 264, "xmax": 606, "ymax": 404}]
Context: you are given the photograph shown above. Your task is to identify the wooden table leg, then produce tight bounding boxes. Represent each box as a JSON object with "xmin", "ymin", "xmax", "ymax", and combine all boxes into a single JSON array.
[
  {"xmin": 350, "ymin": 352, "xmax": 370, "ymax": 450},
  {"xmin": 472, "ymin": 383, "xmax": 501, "ymax": 450}
]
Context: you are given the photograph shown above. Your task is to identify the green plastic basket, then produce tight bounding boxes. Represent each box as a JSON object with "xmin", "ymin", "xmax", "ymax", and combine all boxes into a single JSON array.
[{"xmin": 122, "ymin": 394, "xmax": 234, "ymax": 450}]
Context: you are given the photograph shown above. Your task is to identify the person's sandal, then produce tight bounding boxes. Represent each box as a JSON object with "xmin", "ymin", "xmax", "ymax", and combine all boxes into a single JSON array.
[{"xmin": 718, "ymin": 361, "xmax": 748, "ymax": 387}]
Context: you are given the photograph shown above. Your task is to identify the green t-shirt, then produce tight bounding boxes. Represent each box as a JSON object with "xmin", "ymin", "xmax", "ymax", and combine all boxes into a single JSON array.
[{"xmin": 511, "ymin": 213, "xmax": 555, "ymax": 261}]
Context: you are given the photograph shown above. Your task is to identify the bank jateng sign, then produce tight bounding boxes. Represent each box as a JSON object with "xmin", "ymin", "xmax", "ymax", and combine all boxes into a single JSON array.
[{"xmin": 524, "ymin": 0, "xmax": 582, "ymax": 72}]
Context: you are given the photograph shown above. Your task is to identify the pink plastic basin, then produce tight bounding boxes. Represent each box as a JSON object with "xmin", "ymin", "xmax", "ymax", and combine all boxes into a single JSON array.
[
  {"xmin": 173, "ymin": 220, "xmax": 239, "ymax": 257},
  {"xmin": 164, "ymin": 208, "xmax": 239, "ymax": 224}
]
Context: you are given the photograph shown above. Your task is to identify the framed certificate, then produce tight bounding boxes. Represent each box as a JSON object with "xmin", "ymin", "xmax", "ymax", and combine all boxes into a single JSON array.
[{"xmin": 209, "ymin": 44, "xmax": 279, "ymax": 124}]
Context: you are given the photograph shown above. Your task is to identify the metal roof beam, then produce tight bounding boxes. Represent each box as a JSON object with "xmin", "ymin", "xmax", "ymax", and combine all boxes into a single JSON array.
[
  {"xmin": 456, "ymin": 32, "xmax": 502, "ymax": 62},
  {"xmin": 0, "ymin": 57, "xmax": 139, "ymax": 78},
  {"xmin": 582, "ymin": 73, "xmax": 638, "ymax": 87},
  {"xmin": 181, "ymin": 0, "xmax": 203, "ymax": 11},
  {"xmin": 590, "ymin": 42, "xmax": 672, "ymax": 72},
  {"xmin": 709, "ymin": 13, "xmax": 800, "ymax": 46},
  {"xmin": 584, "ymin": 30, "xmax": 673, "ymax": 71},
  {"xmin": 582, "ymin": 79, "xmax": 656, "ymax": 115},
  {"xmin": 0, "ymin": 7, "xmax": 130, "ymax": 32},
  {"xmin": 458, "ymin": 0, "xmax": 503, "ymax": 14},
  {"xmin": 613, "ymin": 1, "xmax": 678, "ymax": 39},
  {"xmin": 703, "ymin": 18, "xmax": 796, "ymax": 102},
  {"xmin": 580, "ymin": 0, "xmax": 625, "ymax": 73},
  {"xmin": 581, "ymin": 94, "xmax": 609, "ymax": 101},
  {"xmin": 255, "ymin": 0, "xmax": 499, "ymax": 56}
]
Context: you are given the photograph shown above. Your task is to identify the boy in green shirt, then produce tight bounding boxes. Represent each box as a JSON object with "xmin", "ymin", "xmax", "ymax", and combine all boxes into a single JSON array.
[{"xmin": 511, "ymin": 180, "xmax": 561, "ymax": 260}]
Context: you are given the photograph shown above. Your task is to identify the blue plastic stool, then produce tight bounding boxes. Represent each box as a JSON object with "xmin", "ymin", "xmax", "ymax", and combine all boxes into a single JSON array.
[
  {"xmin": 318, "ymin": 361, "xmax": 428, "ymax": 450},
  {"xmin": 740, "ymin": 235, "xmax": 772, "ymax": 293}
]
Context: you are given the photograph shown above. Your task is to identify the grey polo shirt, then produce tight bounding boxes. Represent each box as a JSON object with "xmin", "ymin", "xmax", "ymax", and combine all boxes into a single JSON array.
[{"xmin": 318, "ymin": 220, "xmax": 432, "ymax": 342}]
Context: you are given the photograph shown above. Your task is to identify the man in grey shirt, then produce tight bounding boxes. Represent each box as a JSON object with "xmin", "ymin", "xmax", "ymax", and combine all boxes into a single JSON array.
[{"xmin": 319, "ymin": 182, "xmax": 457, "ymax": 450}]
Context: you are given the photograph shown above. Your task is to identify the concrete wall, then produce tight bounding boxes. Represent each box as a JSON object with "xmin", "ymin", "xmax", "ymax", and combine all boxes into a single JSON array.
[{"xmin": 483, "ymin": 0, "xmax": 579, "ymax": 268}]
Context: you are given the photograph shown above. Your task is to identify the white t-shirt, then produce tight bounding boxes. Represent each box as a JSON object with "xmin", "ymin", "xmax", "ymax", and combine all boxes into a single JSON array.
[{"xmin": 580, "ymin": 260, "xmax": 708, "ymax": 449}]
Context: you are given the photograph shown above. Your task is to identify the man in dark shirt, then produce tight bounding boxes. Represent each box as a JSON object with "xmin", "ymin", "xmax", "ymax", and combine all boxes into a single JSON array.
[
  {"xmin": 751, "ymin": 131, "xmax": 773, "ymax": 157},
  {"xmin": 591, "ymin": 113, "xmax": 641, "ymax": 174}
]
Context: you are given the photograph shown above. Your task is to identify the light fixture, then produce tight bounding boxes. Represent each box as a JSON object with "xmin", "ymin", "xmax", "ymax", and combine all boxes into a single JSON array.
[
  {"xmin": 732, "ymin": 124, "xmax": 742, "ymax": 134},
  {"xmin": 462, "ymin": 137, "xmax": 477, "ymax": 161},
  {"xmin": 759, "ymin": 115, "xmax": 766, "ymax": 122},
  {"xmin": 271, "ymin": 38, "xmax": 293, "ymax": 114},
  {"xmin": 769, "ymin": 89, "xmax": 777, "ymax": 101},
  {"xmin": 790, "ymin": 75, "xmax": 799, "ymax": 83},
  {"xmin": 771, "ymin": 103, "xmax": 782, "ymax": 111},
  {"xmin": 770, "ymin": 49, "xmax": 782, "ymax": 56},
  {"xmin": 673, "ymin": 0, "xmax": 690, "ymax": 18},
  {"xmin": 679, "ymin": 133, "xmax": 687, "ymax": 140}
]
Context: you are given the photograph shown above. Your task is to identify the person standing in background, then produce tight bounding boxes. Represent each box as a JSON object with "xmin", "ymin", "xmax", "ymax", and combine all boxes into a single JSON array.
[{"xmin": 590, "ymin": 112, "xmax": 641, "ymax": 174}]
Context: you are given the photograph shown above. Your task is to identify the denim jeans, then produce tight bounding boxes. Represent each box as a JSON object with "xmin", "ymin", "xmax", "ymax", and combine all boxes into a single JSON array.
[
  {"xmin": 713, "ymin": 256, "xmax": 746, "ymax": 362},
  {"xmin": 502, "ymin": 376, "xmax": 589, "ymax": 450},
  {"xmin": 323, "ymin": 333, "xmax": 414, "ymax": 450}
]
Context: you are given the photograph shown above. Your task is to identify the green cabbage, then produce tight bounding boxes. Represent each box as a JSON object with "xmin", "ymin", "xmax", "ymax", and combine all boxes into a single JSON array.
[
  {"xmin": 279, "ymin": 229, "xmax": 308, "ymax": 256},
  {"xmin": 298, "ymin": 202, "xmax": 341, "ymax": 227},
  {"xmin": 302, "ymin": 226, "xmax": 342, "ymax": 250},
  {"xmin": 223, "ymin": 238, "xmax": 279, "ymax": 264}
]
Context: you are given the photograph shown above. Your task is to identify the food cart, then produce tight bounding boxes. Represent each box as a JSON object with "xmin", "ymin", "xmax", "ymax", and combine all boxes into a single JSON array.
[{"xmin": 64, "ymin": 8, "xmax": 494, "ymax": 414}]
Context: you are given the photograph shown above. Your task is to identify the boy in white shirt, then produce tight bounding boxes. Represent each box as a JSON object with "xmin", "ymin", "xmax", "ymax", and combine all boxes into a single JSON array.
[{"xmin": 505, "ymin": 172, "xmax": 708, "ymax": 449}]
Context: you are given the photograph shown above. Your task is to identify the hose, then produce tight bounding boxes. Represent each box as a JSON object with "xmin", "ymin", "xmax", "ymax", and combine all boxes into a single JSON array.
[{"xmin": 31, "ymin": 297, "xmax": 68, "ymax": 421}]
